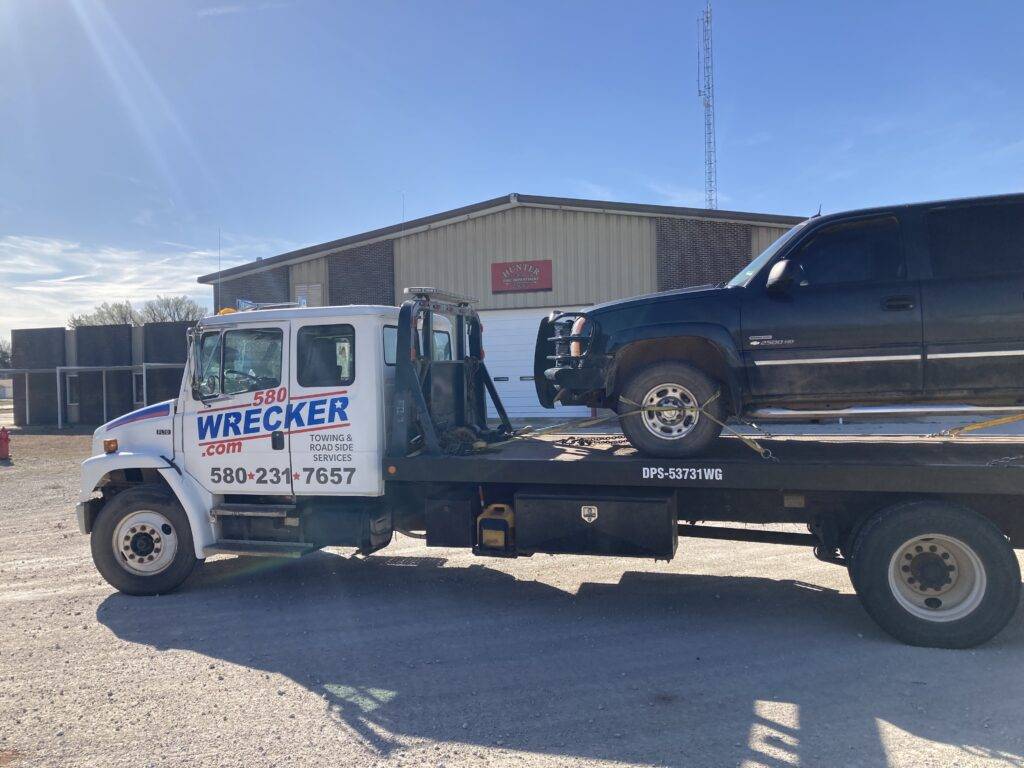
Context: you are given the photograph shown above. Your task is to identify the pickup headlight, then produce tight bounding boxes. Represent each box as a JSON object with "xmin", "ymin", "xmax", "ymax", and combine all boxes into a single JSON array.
[{"xmin": 570, "ymin": 317, "xmax": 588, "ymax": 357}]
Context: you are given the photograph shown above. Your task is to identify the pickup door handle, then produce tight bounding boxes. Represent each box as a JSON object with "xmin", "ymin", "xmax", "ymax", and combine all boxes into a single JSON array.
[
  {"xmin": 882, "ymin": 295, "xmax": 915, "ymax": 311},
  {"xmin": 271, "ymin": 431, "xmax": 285, "ymax": 450}
]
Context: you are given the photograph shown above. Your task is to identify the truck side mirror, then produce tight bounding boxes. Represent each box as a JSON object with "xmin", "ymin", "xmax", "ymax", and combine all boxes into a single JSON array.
[{"xmin": 766, "ymin": 259, "xmax": 799, "ymax": 293}]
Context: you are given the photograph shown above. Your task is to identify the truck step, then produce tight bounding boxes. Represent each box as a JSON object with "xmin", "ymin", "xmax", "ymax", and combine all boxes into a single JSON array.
[
  {"xmin": 203, "ymin": 539, "xmax": 317, "ymax": 558},
  {"xmin": 211, "ymin": 502, "xmax": 297, "ymax": 518}
]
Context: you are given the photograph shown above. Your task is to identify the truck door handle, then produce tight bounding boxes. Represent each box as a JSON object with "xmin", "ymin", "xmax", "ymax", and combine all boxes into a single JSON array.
[
  {"xmin": 882, "ymin": 296, "xmax": 915, "ymax": 311},
  {"xmin": 271, "ymin": 431, "xmax": 285, "ymax": 450}
]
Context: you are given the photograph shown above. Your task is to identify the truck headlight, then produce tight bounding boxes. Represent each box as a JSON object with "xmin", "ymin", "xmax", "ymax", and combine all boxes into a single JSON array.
[{"xmin": 570, "ymin": 317, "xmax": 588, "ymax": 357}]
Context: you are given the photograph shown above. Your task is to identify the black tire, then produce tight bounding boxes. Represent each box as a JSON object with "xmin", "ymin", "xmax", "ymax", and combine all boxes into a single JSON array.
[
  {"xmin": 618, "ymin": 361, "xmax": 724, "ymax": 458},
  {"xmin": 849, "ymin": 500, "xmax": 1020, "ymax": 648},
  {"xmin": 91, "ymin": 485, "xmax": 198, "ymax": 596}
]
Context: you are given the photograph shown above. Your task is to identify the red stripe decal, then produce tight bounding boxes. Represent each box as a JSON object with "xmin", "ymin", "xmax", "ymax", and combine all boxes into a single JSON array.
[{"xmin": 289, "ymin": 389, "xmax": 348, "ymax": 401}]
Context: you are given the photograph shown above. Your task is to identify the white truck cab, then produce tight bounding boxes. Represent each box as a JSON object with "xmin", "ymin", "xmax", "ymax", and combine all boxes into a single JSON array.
[{"xmin": 76, "ymin": 300, "xmax": 440, "ymax": 594}]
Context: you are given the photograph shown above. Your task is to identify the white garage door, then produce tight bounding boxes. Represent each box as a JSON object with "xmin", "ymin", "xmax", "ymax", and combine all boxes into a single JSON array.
[{"xmin": 479, "ymin": 307, "xmax": 592, "ymax": 420}]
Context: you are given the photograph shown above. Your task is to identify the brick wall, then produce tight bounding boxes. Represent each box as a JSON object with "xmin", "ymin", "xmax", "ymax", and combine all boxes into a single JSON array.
[
  {"xmin": 327, "ymin": 241, "xmax": 394, "ymax": 306},
  {"xmin": 214, "ymin": 265, "xmax": 290, "ymax": 310},
  {"xmin": 655, "ymin": 218, "xmax": 755, "ymax": 291}
]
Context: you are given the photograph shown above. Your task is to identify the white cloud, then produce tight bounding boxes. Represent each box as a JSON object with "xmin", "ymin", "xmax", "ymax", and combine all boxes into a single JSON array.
[
  {"xmin": 568, "ymin": 180, "xmax": 615, "ymax": 200},
  {"xmin": 196, "ymin": 4, "xmax": 245, "ymax": 17},
  {"xmin": 0, "ymin": 234, "xmax": 291, "ymax": 339},
  {"xmin": 645, "ymin": 182, "xmax": 732, "ymax": 208}
]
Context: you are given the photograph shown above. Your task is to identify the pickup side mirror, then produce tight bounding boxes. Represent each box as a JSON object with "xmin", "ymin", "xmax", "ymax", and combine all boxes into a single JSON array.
[{"xmin": 766, "ymin": 259, "xmax": 800, "ymax": 294}]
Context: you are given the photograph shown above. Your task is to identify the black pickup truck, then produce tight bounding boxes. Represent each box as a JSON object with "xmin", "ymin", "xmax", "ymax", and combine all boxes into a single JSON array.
[{"xmin": 536, "ymin": 193, "xmax": 1024, "ymax": 456}]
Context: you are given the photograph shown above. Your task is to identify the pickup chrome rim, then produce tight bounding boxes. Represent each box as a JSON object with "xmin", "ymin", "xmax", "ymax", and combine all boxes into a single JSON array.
[
  {"xmin": 113, "ymin": 510, "xmax": 177, "ymax": 575},
  {"xmin": 887, "ymin": 534, "xmax": 986, "ymax": 622},
  {"xmin": 641, "ymin": 383, "xmax": 700, "ymax": 440}
]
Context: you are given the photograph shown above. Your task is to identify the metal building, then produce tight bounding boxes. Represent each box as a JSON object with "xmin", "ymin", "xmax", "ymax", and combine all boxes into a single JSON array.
[{"xmin": 199, "ymin": 193, "xmax": 803, "ymax": 417}]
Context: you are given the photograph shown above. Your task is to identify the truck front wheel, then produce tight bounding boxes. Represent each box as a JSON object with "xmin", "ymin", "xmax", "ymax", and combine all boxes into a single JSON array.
[
  {"xmin": 618, "ymin": 362, "xmax": 724, "ymax": 457},
  {"xmin": 90, "ymin": 486, "xmax": 198, "ymax": 596},
  {"xmin": 849, "ymin": 501, "xmax": 1020, "ymax": 648}
]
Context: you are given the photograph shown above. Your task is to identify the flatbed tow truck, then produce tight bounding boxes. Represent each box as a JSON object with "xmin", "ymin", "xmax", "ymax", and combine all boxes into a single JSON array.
[{"xmin": 77, "ymin": 289, "xmax": 1023, "ymax": 648}]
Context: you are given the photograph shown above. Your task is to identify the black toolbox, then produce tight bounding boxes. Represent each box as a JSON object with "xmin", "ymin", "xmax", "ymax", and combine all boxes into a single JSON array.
[{"xmin": 514, "ymin": 492, "xmax": 677, "ymax": 559}]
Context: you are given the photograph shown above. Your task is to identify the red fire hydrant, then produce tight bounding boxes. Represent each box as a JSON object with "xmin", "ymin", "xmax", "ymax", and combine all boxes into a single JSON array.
[{"xmin": 0, "ymin": 426, "xmax": 10, "ymax": 463}]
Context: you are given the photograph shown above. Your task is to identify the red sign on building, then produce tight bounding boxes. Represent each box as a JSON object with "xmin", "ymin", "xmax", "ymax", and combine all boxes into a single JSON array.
[{"xmin": 490, "ymin": 259, "xmax": 553, "ymax": 293}]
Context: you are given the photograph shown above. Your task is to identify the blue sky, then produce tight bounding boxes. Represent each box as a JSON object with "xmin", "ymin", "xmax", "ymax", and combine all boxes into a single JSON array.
[{"xmin": 2, "ymin": 0, "xmax": 1023, "ymax": 338}]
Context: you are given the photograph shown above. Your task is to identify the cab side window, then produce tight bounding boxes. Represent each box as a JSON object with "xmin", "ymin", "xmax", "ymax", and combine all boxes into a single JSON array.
[
  {"xmin": 792, "ymin": 216, "xmax": 904, "ymax": 287},
  {"xmin": 297, "ymin": 324, "xmax": 355, "ymax": 387},
  {"xmin": 222, "ymin": 328, "xmax": 283, "ymax": 395},
  {"xmin": 196, "ymin": 332, "xmax": 223, "ymax": 398},
  {"xmin": 928, "ymin": 201, "xmax": 1024, "ymax": 279}
]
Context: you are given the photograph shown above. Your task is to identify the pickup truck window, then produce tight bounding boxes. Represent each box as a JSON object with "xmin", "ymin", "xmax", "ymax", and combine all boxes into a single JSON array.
[
  {"xmin": 383, "ymin": 325, "xmax": 453, "ymax": 365},
  {"xmin": 223, "ymin": 328, "xmax": 283, "ymax": 395},
  {"xmin": 792, "ymin": 215, "xmax": 903, "ymax": 287},
  {"xmin": 928, "ymin": 201, "xmax": 1024, "ymax": 278},
  {"xmin": 297, "ymin": 324, "xmax": 355, "ymax": 387},
  {"xmin": 726, "ymin": 223, "xmax": 803, "ymax": 287}
]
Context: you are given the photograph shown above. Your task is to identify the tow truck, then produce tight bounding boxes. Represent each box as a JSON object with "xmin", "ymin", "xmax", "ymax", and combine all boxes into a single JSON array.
[{"xmin": 77, "ymin": 289, "xmax": 1023, "ymax": 648}]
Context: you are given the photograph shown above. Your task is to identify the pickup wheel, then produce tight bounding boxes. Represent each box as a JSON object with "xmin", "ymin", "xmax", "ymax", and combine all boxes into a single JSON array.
[
  {"xmin": 849, "ymin": 501, "xmax": 1020, "ymax": 648},
  {"xmin": 618, "ymin": 362, "xmax": 724, "ymax": 457},
  {"xmin": 90, "ymin": 486, "xmax": 197, "ymax": 596}
]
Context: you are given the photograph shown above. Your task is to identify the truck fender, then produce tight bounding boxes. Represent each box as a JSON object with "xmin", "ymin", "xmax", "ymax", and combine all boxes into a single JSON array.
[
  {"xmin": 605, "ymin": 323, "xmax": 745, "ymax": 414},
  {"xmin": 80, "ymin": 452, "xmax": 216, "ymax": 559}
]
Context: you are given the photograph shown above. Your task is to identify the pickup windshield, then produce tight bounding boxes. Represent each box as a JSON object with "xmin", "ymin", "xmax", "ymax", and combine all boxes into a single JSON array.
[{"xmin": 725, "ymin": 221, "xmax": 806, "ymax": 287}]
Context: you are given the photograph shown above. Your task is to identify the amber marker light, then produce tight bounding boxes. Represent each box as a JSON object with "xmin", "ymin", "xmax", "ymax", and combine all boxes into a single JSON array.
[{"xmin": 103, "ymin": 439, "xmax": 119, "ymax": 454}]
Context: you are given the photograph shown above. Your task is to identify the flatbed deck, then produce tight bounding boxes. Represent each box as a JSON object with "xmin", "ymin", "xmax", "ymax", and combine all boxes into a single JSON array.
[{"xmin": 385, "ymin": 434, "xmax": 1024, "ymax": 496}]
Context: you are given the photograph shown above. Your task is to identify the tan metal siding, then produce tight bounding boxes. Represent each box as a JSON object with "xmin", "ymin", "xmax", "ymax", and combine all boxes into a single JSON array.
[
  {"xmin": 289, "ymin": 257, "xmax": 328, "ymax": 306},
  {"xmin": 750, "ymin": 225, "xmax": 792, "ymax": 259},
  {"xmin": 394, "ymin": 207, "xmax": 656, "ymax": 309}
]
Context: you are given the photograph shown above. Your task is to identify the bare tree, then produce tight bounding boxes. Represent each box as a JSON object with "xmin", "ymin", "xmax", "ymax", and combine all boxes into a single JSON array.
[
  {"xmin": 139, "ymin": 295, "xmax": 207, "ymax": 323},
  {"xmin": 68, "ymin": 296, "xmax": 207, "ymax": 327},
  {"xmin": 67, "ymin": 301, "xmax": 140, "ymax": 327},
  {"xmin": 0, "ymin": 338, "xmax": 11, "ymax": 369}
]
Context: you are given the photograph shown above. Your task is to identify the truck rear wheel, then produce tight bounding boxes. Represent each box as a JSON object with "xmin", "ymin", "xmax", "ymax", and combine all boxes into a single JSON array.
[
  {"xmin": 849, "ymin": 501, "xmax": 1020, "ymax": 648},
  {"xmin": 91, "ymin": 486, "xmax": 197, "ymax": 596},
  {"xmin": 618, "ymin": 362, "xmax": 724, "ymax": 457}
]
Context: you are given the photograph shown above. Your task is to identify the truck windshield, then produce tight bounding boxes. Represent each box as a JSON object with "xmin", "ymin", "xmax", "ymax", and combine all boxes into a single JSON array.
[{"xmin": 725, "ymin": 222, "xmax": 806, "ymax": 287}]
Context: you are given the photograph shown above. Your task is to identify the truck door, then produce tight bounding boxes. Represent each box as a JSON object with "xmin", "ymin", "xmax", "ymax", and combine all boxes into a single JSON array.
[
  {"xmin": 181, "ymin": 322, "xmax": 293, "ymax": 495},
  {"xmin": 741, "ymin": 214, "xmax": 924, "ymax": 400},
  {"xmin": 288, "ymin": 319, "xmax": 382, "ymax": 496},
  {"xmin": 921, "ymin": 199, "xmax": 1024, "ymax": 395}
]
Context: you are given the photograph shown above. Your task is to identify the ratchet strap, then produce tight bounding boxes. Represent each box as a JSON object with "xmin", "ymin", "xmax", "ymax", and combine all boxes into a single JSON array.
[{"xmin": 932, "ymin": 410, "xmax": 1024, "ymax": 439}]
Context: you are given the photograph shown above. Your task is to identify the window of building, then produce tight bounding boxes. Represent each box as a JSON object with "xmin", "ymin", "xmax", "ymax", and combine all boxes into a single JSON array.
[
  {"xmin": 928, "ymin": 201, "xmax": 1024, "ymax": 279},
  {"xmin": 295, "ymin": 283, "xmax": 323, "ymax": 307},
  {"xmin": 66, "ymin": 374, "xmax": 79, "ymax": 406},
  {"xmin": 222, "ymin": 328, "xmax": 283, "ymax": 395},
  {"xmin": 133, "ymin": 372, "xmax": 145, "ymax": 404},
  {"xmin": 792, "ymin": 215, "xmax": 904, "ymax": 287},
  {"xmin": 297, "ymin": 324, "xmax": 355, "ymax": 387}
]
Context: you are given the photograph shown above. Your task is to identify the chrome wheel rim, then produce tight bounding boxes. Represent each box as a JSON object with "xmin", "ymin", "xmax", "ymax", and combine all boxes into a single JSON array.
[
  {"xmin": 641, "ymin": 383, "xmax": 700, "ymax": 440},
  {"xmin": 112, "ymin": 510, "xmax": 178, "ymax": 575},
  {"xmin": 887, "ymin": 534, "xmax": 986, "ymax": 622}
]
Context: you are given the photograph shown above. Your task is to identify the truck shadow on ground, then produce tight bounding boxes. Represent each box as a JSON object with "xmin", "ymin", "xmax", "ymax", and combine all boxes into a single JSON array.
[{"xmin": 97, "ymin": 551, "xmax": 1024, "ymax": 767}]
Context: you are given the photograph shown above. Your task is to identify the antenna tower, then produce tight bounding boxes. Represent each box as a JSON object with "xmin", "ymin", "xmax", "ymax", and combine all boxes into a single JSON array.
[{"xmin": 697, "ymin": 1, "xmax": 717, "ymax": 209}]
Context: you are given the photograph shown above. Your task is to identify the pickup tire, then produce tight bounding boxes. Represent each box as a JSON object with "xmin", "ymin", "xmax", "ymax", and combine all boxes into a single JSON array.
[
  {"xmin": 849, "ymin": 500, "xmax": 1020, "ymax": 648},
  {"xmin": 618, "ymin": 361, "xmax": 724, "ymax": 457},
  {"xmin": 90, "ymin": 486, "xmax": 197, "ymax": 596}
]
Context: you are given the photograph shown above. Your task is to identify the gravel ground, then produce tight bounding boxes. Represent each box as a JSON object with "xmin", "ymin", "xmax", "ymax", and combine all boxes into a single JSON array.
[{"xmin": 2, "ymin": 428, "xmax": 1024, "ymax": 768}]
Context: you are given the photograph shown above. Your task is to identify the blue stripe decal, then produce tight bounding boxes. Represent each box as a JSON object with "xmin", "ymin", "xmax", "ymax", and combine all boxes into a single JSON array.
[{"xmin": 106, "ymin": 401, "xmax": 172, "ymax": 431}]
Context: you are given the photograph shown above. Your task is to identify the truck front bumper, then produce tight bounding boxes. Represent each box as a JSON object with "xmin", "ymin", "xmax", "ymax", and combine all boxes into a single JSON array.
[{"xmin": 76, "ymin": 499, "xmax": 103, "ymax": 535}]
